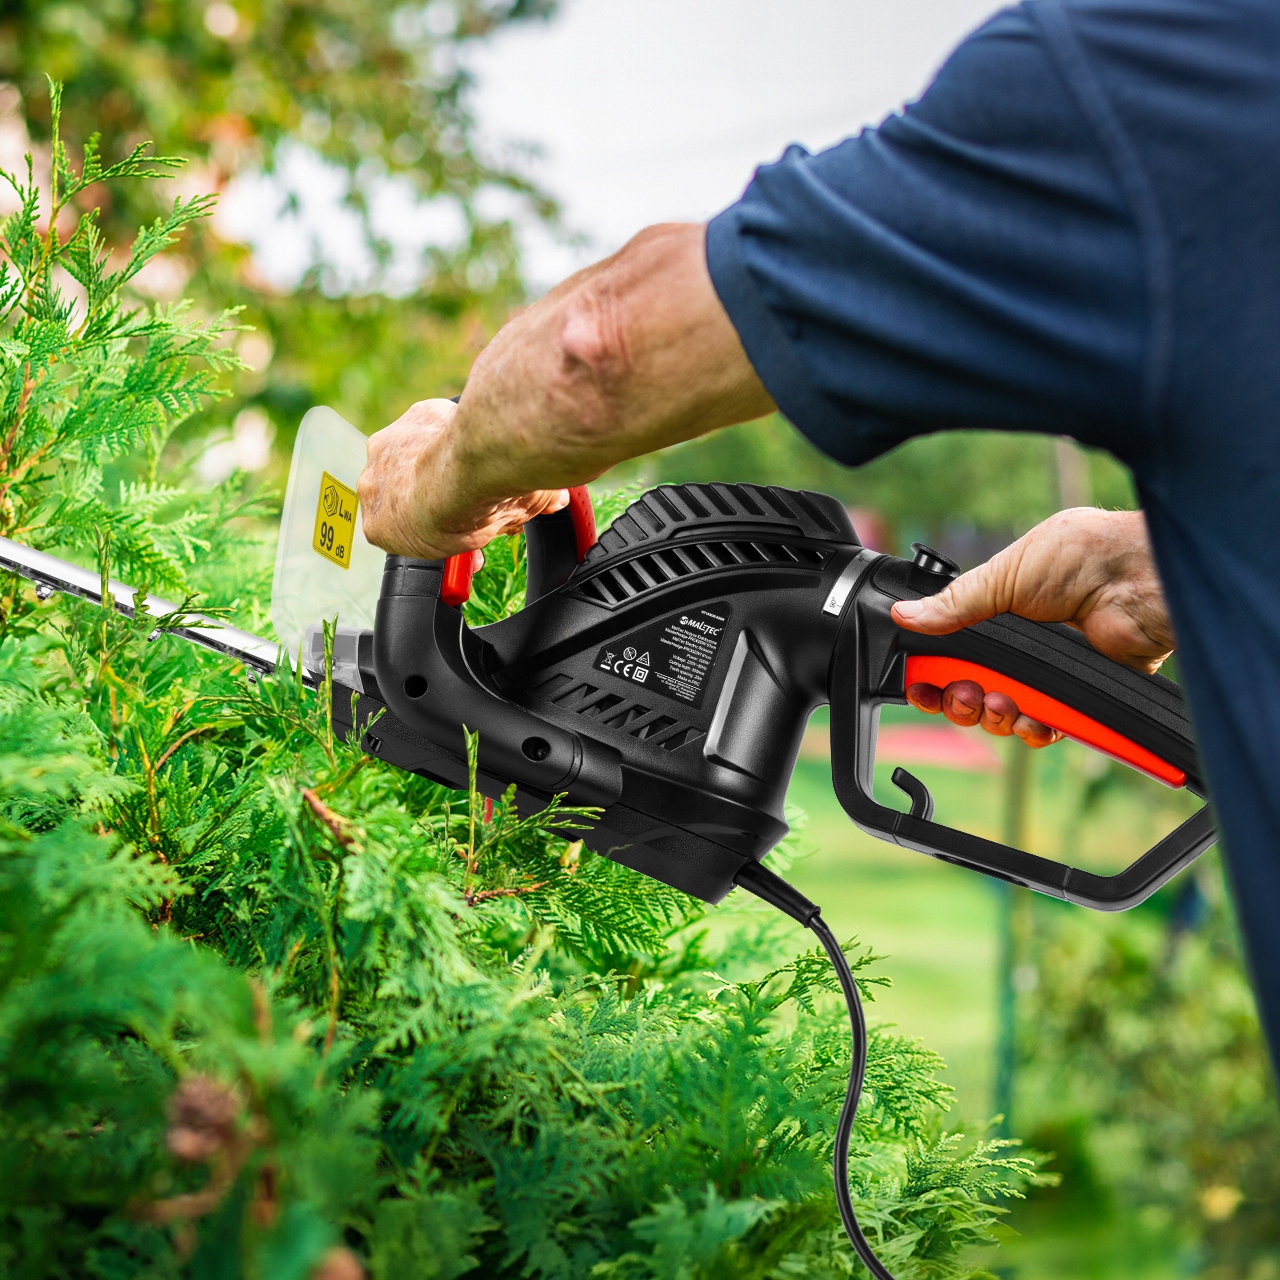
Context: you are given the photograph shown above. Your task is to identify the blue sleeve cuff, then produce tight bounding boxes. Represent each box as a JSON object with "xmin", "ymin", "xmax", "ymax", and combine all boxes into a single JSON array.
[{"xmin": 704, "ymin": 203, "xmax": 857, "ymax": 462}]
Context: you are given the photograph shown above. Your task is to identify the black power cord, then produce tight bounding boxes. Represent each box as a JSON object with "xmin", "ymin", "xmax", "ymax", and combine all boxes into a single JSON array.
[{"xmin": 735, "ymin": 860, "xmax": 897, "ymax": 1280}]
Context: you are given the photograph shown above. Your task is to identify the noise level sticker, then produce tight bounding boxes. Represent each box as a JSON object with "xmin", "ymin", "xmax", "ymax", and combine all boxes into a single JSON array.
[
  {"xmin": 593, "ymin": 602, "xmax": 732, "ymax": 709},
  {"xmin": 313, "ymin": 471, "xmax": 357, "ymax": 569}
]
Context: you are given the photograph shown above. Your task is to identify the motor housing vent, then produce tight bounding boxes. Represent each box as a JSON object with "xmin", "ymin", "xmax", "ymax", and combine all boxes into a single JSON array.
[
  {"xmin": 536, "ymin": 676, "xmax": 705, "ymax": 751},
  {"xmin": 567, "ymin": 483, "xmax": 855, "ymax": 608}
]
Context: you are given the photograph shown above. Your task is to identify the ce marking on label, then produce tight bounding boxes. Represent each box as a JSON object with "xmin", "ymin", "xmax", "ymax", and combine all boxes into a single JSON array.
[{"xmin": 598, "ymin": 651, "xmax": 650, "ymax": 685}]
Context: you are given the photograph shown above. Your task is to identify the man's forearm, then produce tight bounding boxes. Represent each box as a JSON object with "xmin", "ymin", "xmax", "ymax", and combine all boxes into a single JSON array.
[
  {"xmin": 456, "ymin": 223, "xmax": 772, "ymax": 490},
  {"xmin": 358, "ymin": 222, "xmax": 774, "ymax": 559}
]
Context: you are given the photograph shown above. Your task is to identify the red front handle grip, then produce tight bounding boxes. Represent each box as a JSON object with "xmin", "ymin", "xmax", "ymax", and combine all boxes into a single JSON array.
[
  {"xmin": 904, "ymin": 654, "xmax": 1187, "ymax": 788},
  {"xmin": 440, "ymin": 550, "xmax": 483, "ymax": 608},
  {"xmin": 440, "ymin": 486, "xmax": 597, "ymax": 607}
]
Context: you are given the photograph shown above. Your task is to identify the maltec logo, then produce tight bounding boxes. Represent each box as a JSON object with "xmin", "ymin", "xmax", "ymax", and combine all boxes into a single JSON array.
[{"xmin": 680, "ymin": 615, "xmax": 721, "ymax": 636}]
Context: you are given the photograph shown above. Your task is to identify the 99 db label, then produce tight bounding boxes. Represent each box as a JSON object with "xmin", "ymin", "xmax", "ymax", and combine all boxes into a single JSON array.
[{"xmin": 313, "ymin": 471, "xmax": 357, "ymax": 569}]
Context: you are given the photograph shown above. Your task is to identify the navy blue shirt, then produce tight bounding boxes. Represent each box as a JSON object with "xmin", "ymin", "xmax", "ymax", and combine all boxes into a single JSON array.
[{"xmin": 707, "ymin": 0, "xmax": 1280, "ymax": 1060}]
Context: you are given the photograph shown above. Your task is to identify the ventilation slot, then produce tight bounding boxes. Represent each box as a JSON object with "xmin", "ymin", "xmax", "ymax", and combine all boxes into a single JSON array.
[
  {"xmin": 605, "ymin": 704, "xmax": 650, "ymax": 729},
  {"xmin": 530, "ymin": 673, "xmax": 573, "ymax": 698},
  {"xmin": 673, "ymin": 544, "xmax": 715, "ymax": 572},
  {"xmin": 634, "ymin": 553, "xmax": 676, "ymax": 584},
  {"xmin": 610, "ymin": 512, "xmax": 651, "ymax": 545},
  {"xmin": 553, "ymin": 682, "xmax": 599, "ymax": 707},
  {"xmin": 681, "ymin": 488, "xmax": 709, "ymax": 517},
  {"xmin": 632, "ymin": 715, "xmax": 678, "ymax": 740},
  {"xmin": 580, "ymin": 693, "xmax": 624, "ymax": 717},
  {"xmin": 724, "ymin": 483, "xmax": 764, "ymax": 515},
  {"xmin": 615, "ymin": 562, "xmax": 649, "ymax": 595},
  {"xmin": 631, "ymin": 502, "xmax": 665, "ymax": 535},
  {"xmin": 700, "ymin": 542, "xmax": 737, "ymax": 566},
  {"xmin": 571, "ymin": 540, "xmax": 831, "ymax": 605},
  {"xmin": 651, "ymin": 488, "xmax": 688, "ymax": 523},
  {"xmin": 576, "ymin": 577, "xmax": 616, "ymax": 605},
  {"xmin": 792, "ymin": 489, "xmax": 840, "ymax": 532},
  {"xmin": 757, "ymin": 487, "xmax": 799, "ymax": 519},
  {"xmin": 701, "ymin": 485, "xmax": 736, "ymax": 516},
  {"xmin": 544, "ymin": 691, "xmax": 700, "ymax": 749}
]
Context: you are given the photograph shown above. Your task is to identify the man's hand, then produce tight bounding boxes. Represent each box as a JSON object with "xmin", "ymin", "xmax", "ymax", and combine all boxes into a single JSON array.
[
  {"xmin": 358, "ymin": 222, "xmax": 774, "ymax": 559},
  {"xmin": 358, "ymin": 399, "xmax": 570, "ymax": 560},
  {"xmin": 891, "ymin": 507, "xmax": 1174, "ymax": 747}
]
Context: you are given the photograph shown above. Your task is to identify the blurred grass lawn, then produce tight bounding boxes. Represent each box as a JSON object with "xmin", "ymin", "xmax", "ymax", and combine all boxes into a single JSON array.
[{"xmin": 782, "ymin": 704, "xmax": 1195, "ymax": 1277}]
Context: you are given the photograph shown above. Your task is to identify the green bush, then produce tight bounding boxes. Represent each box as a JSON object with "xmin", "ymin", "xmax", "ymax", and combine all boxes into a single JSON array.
[{"xmin": 0, "ymin": 91, "xmax": 1042, "ymax": 1279}]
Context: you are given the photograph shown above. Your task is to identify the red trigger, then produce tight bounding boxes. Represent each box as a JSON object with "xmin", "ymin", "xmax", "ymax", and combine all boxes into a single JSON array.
[
  {"xmin": 903, "ymin": 654, "xmax": 1186, "ymax": 788},
  {"xmin": 440, "ymin": 486, "xmax": 594, "ymax": 608},
  {"xmin": 440, "ymin": 550, "xmax": 482, "ymax": 607},
  {"xmin": 567, "ymin": 485, "xmax": 597, "ymax": 559}
]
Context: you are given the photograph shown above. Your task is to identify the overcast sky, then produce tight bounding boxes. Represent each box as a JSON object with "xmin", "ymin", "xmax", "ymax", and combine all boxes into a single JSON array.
[
  {"xmin": 217, "ymin": 0, "xmax": 1005, "ymax": 293},
  {"xmin": 463, "ymin": 0, "xmax": 1004, "ymax": 287}
]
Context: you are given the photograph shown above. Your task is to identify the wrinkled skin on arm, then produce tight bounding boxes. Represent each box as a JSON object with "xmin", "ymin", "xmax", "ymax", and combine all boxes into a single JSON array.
[
  {"xmin": 891, "ymin": 507, "xmax": 1175, "ymax": 746},
  {"xmin": 357, "ymin": 223, "xmax": 773, "ymax": 560}
]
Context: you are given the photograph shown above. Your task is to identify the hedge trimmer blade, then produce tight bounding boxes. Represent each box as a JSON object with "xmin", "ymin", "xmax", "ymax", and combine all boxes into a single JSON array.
[
  {"xmin": 1, "ymin": 407, "xmax": 386, "ymax": 691},
  {"xmin": 0, "ymin": 534, "xmax": 294, "ymax": 683}
]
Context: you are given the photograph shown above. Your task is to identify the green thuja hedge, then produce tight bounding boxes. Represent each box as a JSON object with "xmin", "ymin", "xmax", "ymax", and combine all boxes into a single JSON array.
[{"xmin": 0, "ymin": 85, "xmax": 1041, "ymax": 1279}]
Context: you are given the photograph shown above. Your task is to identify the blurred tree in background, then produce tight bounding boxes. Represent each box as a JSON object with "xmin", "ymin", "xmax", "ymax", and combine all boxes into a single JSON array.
[
  {"xmin": 0, "ymin": 0, "xmax": 1140, "ymax": 557},
  {"xmin": 607, "ymin": 416, "xmax": 1138, "ymax": 563},
  {"xmin": 0, "ymin": 0, "xmax": 560, "ymax": 466}
]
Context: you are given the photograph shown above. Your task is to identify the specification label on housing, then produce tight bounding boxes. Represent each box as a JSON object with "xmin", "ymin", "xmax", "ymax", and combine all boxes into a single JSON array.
[{"xmin": 593, "ymin": 602, "xmax": 732, "ymax": 709}]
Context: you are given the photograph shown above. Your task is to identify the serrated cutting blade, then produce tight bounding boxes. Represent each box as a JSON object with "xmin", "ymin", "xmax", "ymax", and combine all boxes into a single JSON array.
[{"xmin": 0, "ymin": 534, "xmax": 306, "ymax": 683}]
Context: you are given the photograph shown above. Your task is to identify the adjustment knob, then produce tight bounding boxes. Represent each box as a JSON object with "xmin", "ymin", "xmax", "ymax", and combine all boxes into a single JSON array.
[{"xmin": 910, "ymin": 543, "xmax": 961, "ymax": 579}]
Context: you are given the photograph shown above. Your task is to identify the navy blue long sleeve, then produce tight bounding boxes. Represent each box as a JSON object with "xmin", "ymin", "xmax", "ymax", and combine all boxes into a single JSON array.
[{"xmin": 707, "ymin": 0, "xmax": 1280, "ymax": 1061}]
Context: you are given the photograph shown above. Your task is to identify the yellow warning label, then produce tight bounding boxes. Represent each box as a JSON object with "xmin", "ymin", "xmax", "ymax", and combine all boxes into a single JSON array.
[{"xmin": 313, "ymin": 471, "xmax": 358, "ymax": 570}]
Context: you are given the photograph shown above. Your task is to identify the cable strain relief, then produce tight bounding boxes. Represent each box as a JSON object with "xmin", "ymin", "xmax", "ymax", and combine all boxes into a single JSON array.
[{"xmin": 734, "ymin": 859, "xmax": 821, "ymax": 926}]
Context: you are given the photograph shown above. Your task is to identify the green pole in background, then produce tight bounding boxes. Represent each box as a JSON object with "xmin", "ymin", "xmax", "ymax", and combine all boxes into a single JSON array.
[
  {"xmin": 992, "ymin": 436, "xmax": 1088, "ymax": 1134},
  {"xmin": 993, "ymin": 742, "xmax": 1033, "ymax": 1135}
]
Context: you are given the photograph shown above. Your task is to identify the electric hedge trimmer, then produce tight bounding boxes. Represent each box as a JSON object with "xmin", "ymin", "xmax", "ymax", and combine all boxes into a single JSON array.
[{"xmin": 0, "ymin": 407, "xmax": 1214, "ymax": 1279}]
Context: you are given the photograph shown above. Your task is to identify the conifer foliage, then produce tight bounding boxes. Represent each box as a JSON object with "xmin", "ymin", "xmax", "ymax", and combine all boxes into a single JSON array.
[
  {"xmin": 0, "ymin": 93, "xmax": 1040, "ymax": 1278},
  {"xmin": 0, "ymin": 81, "xmax": 256, "ymax": 595}
]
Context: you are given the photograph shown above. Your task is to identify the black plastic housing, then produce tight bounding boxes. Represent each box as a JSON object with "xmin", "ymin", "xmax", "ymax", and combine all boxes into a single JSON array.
[{"xmin": 331, "ymin": 482, "xmax": 1216, "ymax": 910}]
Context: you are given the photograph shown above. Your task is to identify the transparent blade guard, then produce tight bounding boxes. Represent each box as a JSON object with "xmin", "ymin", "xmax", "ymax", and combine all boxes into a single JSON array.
[{"xmin": 271, "ymin": 407, "xmax": 383, "ymax": 672}]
